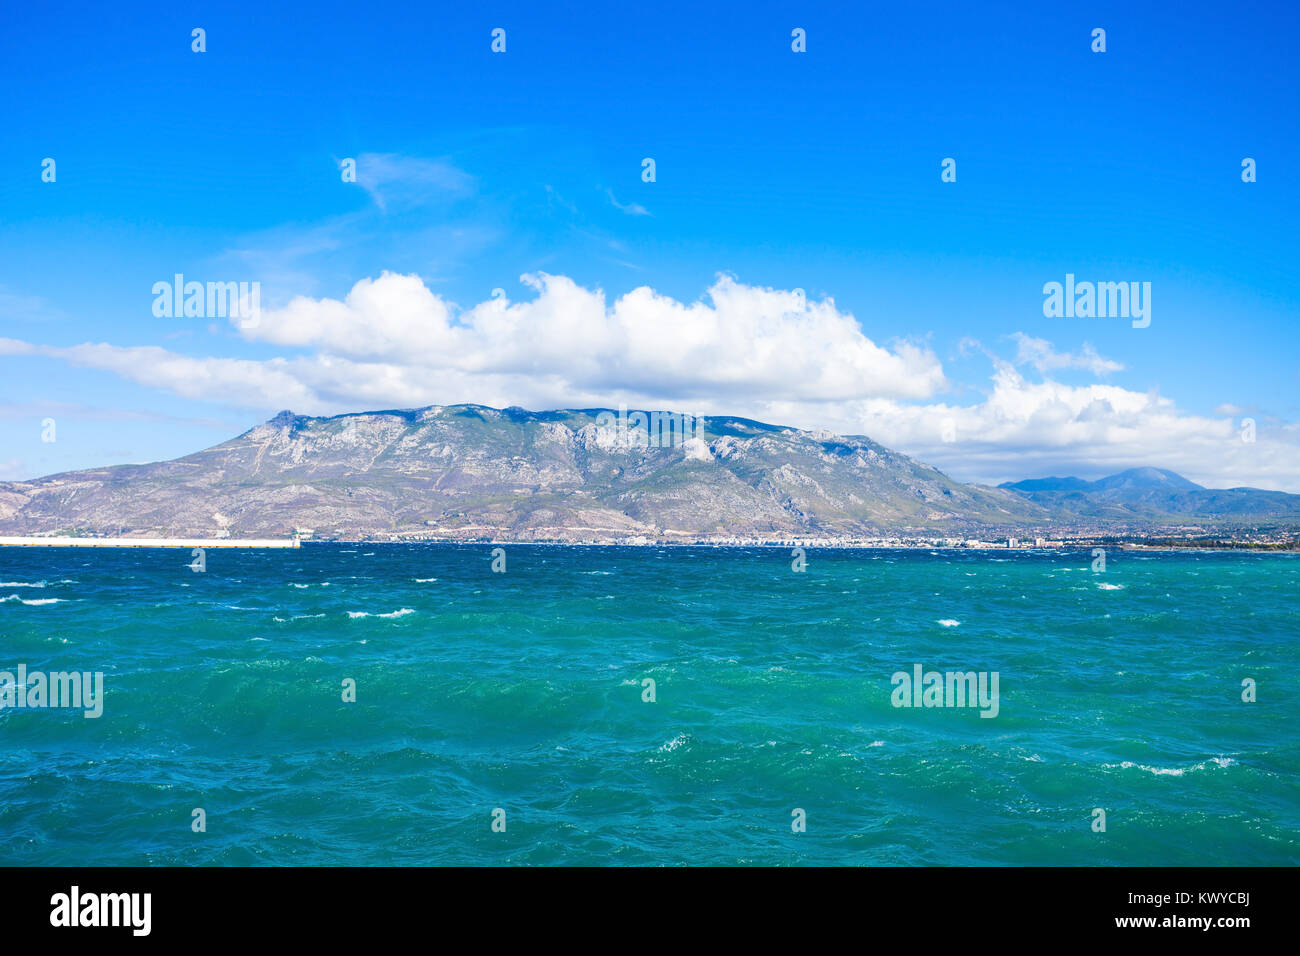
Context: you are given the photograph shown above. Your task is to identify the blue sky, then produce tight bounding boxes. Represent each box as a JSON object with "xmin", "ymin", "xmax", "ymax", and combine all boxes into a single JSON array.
[{"xmin": 2, "ymin": 0, "xmax": 1298, "ymax": 489}]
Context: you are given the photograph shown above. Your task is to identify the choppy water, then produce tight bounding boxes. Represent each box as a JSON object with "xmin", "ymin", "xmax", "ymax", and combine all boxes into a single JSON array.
[{"xmin": 1, "ymin": 544, "xmax": 1295, "ymax": 865}]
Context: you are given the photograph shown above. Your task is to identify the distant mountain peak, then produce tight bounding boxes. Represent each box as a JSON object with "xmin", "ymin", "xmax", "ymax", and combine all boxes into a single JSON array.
[
  {"xmin": 1093, "ymin": 468, "xmax": 1204, "ymax": 491},
  {"xmin": 1002, "ymin": 467, "xmax": 1203, "ymax": 494}
]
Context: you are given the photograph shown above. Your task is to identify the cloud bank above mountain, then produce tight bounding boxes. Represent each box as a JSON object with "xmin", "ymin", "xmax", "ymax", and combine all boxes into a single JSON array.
[{"xmin": 2, "ymin": 272, "xmax": 1296, "ymax": 491}]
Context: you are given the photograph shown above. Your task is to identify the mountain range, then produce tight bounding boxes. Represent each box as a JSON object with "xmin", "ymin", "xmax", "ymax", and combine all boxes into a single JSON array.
[
  {"xmin": 999, "ymin": 468, "xmax": 1300, "ymax": 525},
  {"xmin": 1, "ymin": 405, "xmax": 1296, "ymax": 542}
]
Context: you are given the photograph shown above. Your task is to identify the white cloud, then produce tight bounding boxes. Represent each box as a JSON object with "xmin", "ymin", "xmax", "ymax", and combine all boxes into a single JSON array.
[
  {"xmin": 0, "ymin": 338, "xmax": 319, "ymax": 410},
  {"xmin": 233, "ymin": 271, "xmax": 947, "ymax": 406},
  {"xmin": 1010, "ymin": 332, "xmax": 1123, "ymax": 375},
  {"xmin": 834, "ymin": 365, "xmax": 1300, "ymax": 492},
  {"xmin": 1214, "ymin": 402, "xmax": 1247, "ymax": 417}
]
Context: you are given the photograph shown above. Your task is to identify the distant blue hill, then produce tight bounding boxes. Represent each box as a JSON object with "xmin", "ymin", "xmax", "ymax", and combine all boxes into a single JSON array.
[
  {"xmin": 1000, "ymin": 468, "xmax": 1300, "ymax": 524},
  {"xmin": 1002, "ymin": 468, "xmax": 1204, "ymax": 494}
]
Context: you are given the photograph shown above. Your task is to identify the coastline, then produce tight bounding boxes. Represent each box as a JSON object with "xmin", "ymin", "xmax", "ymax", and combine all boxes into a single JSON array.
[
  {"xmin": 307, "ymin": 537, "xmax": 1300, "ymax": 553},
  {"xmin": 1, "ymin": 535, "xmax": 1294, "ymax": 553},
  {"xmin": 0, "ymin": 536, "xmax": 300, "ymax": 549}
]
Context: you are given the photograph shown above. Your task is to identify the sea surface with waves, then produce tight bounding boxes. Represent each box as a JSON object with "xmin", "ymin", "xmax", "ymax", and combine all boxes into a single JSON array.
[{"xmin": 1, "ymin": 543, "xmax": 1295, "ymax": 866}]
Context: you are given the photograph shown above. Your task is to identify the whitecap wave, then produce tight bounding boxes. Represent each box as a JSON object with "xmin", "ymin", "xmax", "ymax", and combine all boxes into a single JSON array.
[
  {"xmin": 1107, "ymin": 757, "xmax": 1237, "ymax": 776},
  {"xmin": 347, "ymin": 608, "xmax": 415, "ymax": 619}
]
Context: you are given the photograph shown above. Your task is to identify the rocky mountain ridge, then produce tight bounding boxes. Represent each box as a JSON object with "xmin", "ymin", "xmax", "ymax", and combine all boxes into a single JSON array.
[{"xmin": 1, "ymin": 405, "xmax": 1295, "ymax": 541}]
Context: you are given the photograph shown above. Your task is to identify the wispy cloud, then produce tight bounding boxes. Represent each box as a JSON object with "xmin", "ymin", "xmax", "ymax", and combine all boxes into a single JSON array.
[
  {"xmin": 603, "ymin": 187, "xmax": 651, "ymax": 217},
  {"xmin": 352, "ymin": 153, "xmax": 475, "ymax": 213},
  {"xmin": 1009, "ymin": 332, "xmax": 1123, "ymax": 376},
  {"xmin": 0, "ymin": 286, "xmax": 61, "ymax": 323},
  {"xmin": 0, "ymin": 400, "xmax": 239, "ymax": 431}
]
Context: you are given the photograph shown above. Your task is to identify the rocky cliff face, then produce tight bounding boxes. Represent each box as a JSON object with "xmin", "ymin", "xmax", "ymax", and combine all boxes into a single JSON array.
[{"xmin": 0, "ymin": 404, "xmax": 1050, "ymax": 540}]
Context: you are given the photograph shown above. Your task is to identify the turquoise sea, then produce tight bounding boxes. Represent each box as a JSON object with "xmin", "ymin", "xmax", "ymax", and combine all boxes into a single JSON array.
[{"xmin": 0, "ymin": 544, "xmax": 1295, "ymax": 866}]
